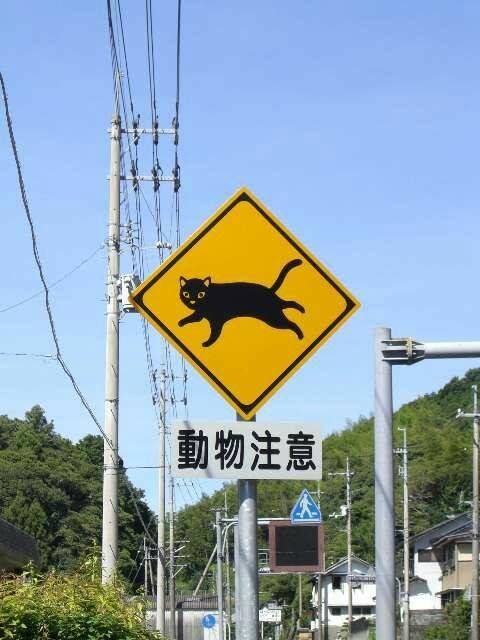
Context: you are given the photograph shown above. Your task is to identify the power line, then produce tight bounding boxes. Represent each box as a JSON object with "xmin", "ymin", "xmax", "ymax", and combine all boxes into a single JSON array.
[
  {"xmin": 1, "ymin": 71, "xmax": 157, "ymax": 550},
  {"xmin": 0, "ymin": 352, "xmax": 56, "ymax": 359},
  {"xmin": 0, "ymin": 244, "xmax": 104, "ymax": 313},
  {"xmin": 0, "ymin": 71, "xmax": 111, "ymax": 447}
]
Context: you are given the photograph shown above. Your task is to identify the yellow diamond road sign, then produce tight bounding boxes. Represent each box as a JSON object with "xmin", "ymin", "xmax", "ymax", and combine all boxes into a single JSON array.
[{"xmin": 130, "ymin": 187, "xmax": 360, "ymax": 419}]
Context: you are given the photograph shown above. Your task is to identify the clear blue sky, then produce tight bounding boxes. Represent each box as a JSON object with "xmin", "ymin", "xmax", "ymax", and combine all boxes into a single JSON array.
[{"xmin": 1, "ymin": 1, "xmax": 479, "ymax": 513}]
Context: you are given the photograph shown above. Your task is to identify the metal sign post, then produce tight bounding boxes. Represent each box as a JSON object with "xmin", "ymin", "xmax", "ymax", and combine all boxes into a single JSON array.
[
  {"xmin": 237, "ymin": 413, "xmax": 259, "ymax": 640},
  {"xmin": 374, "ymin": 330, "xmax": 480, "ymax": 640}
]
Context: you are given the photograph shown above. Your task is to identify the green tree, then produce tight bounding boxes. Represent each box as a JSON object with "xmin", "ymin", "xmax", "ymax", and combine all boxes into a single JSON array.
[{"xmin": 0, "ymin": 406, "xmax": 154, "ymax": 584}]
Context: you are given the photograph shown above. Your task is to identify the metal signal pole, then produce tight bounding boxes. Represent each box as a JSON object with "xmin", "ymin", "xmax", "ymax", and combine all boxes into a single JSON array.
[
  {"xmin": 396, "ymin": 427, "xmax": 410, "ymax": 640},
  {"xmin": 157, "ymin": 369, "xmax": 167, "ymax": 634},
  {"xmin": 457, "ymin": 385, "xmax": 480, "ymax": 640},
  {"xmin": 375, "ymin": 331, "xmax": 480, "ymax": 640},
  {"xmin": 102, "ymin": 113, "xmax": 121, "ymax": 583}
]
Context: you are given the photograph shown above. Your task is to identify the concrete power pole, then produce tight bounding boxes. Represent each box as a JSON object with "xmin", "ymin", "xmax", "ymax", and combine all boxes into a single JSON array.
[
  {"xmin": 396, "ymin": 427, "xmax": 410, "ymax": 640},
  {"xmin": 316, "ymin": 480, "xmax": 323, "ymax": 640},
  {"xmin": 457, "ymin": 385, "xmax": 480, "ymax": 640},
  {"xmin": 102, "ymin": 113, "xmax": 121, "ymax": 583},
  {"xmin": 169, "ymin": 473, "xmax": 176, "ymax": 640},
  {"xmin": 224, "ymin": 491, "xmax": 232, "ymax": 632},
  {"xmin": 329, "ymin": 458, "xmax": 353, "ymax": 639},
  {"xmin": 157, "ymin": 369, "xmax": 167, "ymax": 634},
  {"xmin": 216, "ymin": 509, "xmax": 225, "ymax": 640},
  {"xmin": 346, "ymin": 458, "xmax": 353, "ymax": 639}
]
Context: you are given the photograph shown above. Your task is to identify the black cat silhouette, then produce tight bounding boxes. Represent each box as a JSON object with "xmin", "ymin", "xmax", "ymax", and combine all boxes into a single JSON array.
[{"xmin": 178, "ymin": 259, "xmax": 305, "ymax": 347}]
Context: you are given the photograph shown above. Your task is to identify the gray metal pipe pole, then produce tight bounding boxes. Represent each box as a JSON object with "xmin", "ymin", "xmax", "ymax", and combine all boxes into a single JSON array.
[
  {"xmin": 102, "ymin": 113, "xmax": 121, "ymax": 584},
  {"xmin": 216, "ymin": 510, "xmax": 225, "ymax": 640},
  {"xmin": 473, "ymin": 385, "xmax": 479, "ymax": 640},
  {"xmin": 169, "ymin": 474, "xmax": 176, "ymax": 640},
  {"xmin": 157, "ymin": 370, "xmax": 167, "ymax": 633},
  {"xmin": 423, "ymin": 342, "xmax": 480, "ymax": 359},
  {"xmin": 374, "ymin": 327, "xmax": 395, "ymax": 640},
  {"xmin": 236, "ymin": 413, "xmax": 258, "ymax": 640}
]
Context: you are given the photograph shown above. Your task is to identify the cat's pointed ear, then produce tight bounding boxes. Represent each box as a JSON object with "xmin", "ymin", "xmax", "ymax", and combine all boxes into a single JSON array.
[
  {"xmin": 204, "ymin": 277, "xmax": 211, "ymax": 287},
  {"xmin": 180, "ymin": 276, "xmax": 187, "ymax": 287}
]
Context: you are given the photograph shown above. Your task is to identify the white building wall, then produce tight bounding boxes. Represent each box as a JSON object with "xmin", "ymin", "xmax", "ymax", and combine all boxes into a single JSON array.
[
  {"xmin": 311, "ymin": 563, "xmax": 376, "ymax": 632},
  {"xmin": 411, "ymin": 537, "xmax": 443, "ymax": 610}
]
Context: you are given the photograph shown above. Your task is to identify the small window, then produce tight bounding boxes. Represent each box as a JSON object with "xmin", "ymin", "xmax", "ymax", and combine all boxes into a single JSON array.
[
  {"xmin": 353, "ymin": 606, "xmax": 372, "ymax": 615},
  {"xmin": 332, "ymin": 576, "xmax": 342, "ymax": 590},
  {"xmin": 418, "ymin": 549, "xmax": 437, "ymax": 562},
  {"xmin": 330, "ymin": 607, "xmax": 342, "ymax": 616}
]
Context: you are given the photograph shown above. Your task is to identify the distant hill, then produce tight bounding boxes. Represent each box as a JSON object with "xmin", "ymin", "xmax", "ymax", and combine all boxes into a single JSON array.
[
  {"xmin": 174, "ymin": 368, "xmax": 479, "ymax": 610},
  {"xmin": 0, "ymin": 405, "xmax": 154, "ymax": 582}
]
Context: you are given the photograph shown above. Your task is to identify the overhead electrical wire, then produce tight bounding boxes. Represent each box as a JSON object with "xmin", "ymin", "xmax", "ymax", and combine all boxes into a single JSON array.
[
  {"xmin": 0, "ymin": 71, "xmax": 112, "ymax": 447},
  {"xmin": 0, "ymin": 244, "xmax": 104, "ymax": 314},
  {"xmin": 1, "ymin": 69, "xmax": 157, "ymax": 549}
]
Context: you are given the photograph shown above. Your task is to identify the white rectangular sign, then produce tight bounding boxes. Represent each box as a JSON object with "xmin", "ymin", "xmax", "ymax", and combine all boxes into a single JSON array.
[
  {"xmin": 259, "ymin": 608, "xmax": 282, "ymax": 623},
  {"xmin": 172, "ymin": 421, "xmax": 321, "ymax": 479}
]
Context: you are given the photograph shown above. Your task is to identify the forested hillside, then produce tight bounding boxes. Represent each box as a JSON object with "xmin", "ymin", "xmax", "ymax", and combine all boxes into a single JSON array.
[
  {"xmin": 0, "ymin": 406, "xmax": 154, "ymax": 581},
  {"xmin": 175, "ymin": 367, "xmax": 480, "ymax": 610},
  {"xmin": 1, "ymin": 368, "xmax": 478, "ymax": 609}
]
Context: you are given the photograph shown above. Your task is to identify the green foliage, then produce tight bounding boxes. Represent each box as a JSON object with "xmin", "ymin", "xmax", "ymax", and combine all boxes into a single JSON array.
[
  {"xmin": 0, "ymin": 560, "xmax": 158, "ymax": 639},
  {"xmin": 424, "ymin": 599, "xmax": 471, "ymax": 639},
  {"xmin": 0, "ymin": 406, "xmax": 154, "ymax": 583}
]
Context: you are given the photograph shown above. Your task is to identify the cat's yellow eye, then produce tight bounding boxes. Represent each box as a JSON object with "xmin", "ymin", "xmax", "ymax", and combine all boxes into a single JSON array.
[
  {"xmin": 198, "ymin": 292, "xmax": 205, "ymax": 298},
  {"xmin": 183, "ymin": 291, "xmax": 190, "ymax": 299}
]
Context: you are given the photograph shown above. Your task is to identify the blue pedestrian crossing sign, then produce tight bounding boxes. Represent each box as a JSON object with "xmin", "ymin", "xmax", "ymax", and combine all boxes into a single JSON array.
[
  {"xmin": 290, "ymin": 489, "xmax": 322, "ymax": 524},
  {"xmin": 202, "ymin": 614, "xmax": 216, "ymax": 629}
]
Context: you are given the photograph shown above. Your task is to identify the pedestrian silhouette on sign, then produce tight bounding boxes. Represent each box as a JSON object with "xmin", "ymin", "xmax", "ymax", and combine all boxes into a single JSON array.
[{"xmin": 299, "ymin": 493, "xmax": 313, "ymax": 518}]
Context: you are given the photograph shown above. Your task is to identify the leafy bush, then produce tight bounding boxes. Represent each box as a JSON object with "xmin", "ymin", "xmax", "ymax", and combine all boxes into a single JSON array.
[
  {"xmin": 0, "ymin": 560, "xmax": 158, "ymax": 640},
  {"xmin": 424, "ymin": 599, "xmax": 471, "ymax": 640}
]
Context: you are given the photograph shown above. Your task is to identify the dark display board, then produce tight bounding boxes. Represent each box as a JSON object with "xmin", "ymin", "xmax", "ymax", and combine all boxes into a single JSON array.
[{"xmin": 268, "ymin": 520, "xmax": 324, "ymax": 573}]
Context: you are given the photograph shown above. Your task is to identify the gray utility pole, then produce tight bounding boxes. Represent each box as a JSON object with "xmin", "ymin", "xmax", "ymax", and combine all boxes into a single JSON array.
[
  {"xmin": 329, "ymin": 458, "xmax": 353, "ymax": 638},
  {"xmin": 224, "ymin": 491, "xmax": 232, "ymax": 632},
  {"xmin": 169, "ymin": 473, "xmax": 176, "ymax": 640},
  {"xmin": 236, "ymin": 413, "xmax": 259, "ymax": 640},
  {"xmin": 375, "ymin": 331, "xmax": 480, "ymax": 640},
  {"xmin": 316, "ymin": 481, "xmax": 323, "ymax": 640},
  {"xmin": 157, "ymin": 369, "xmax": 167, "ymax": 634},
  {"xmin": 102, "ymin": 116, "xmax": 177, "ymax": 582},
  {"xmin": 457, "ymin": 385, "xmax": 480, "ymax": 640},
  {"xmin": 396, "ymin": 427, "xmax": 410, "ymax": 640},
  {"xmin": 102, "ymin": 113, "xmax": 121, "ymax": 584},
  {"xmin": 215, "ymin": 510, "xmax": 225, "ymax": 640},
  {"xmin": 298, "ymin": 575, "xmax": 303, "ymax": 622},
  {"xmin": 144, "ymin": 538, "xmax": 148, "ymax": 597}
]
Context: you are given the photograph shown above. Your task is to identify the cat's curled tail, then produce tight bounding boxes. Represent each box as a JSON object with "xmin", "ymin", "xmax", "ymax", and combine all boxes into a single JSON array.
[{"xmin": 270, "ymin": 259, "xmax": 302, "ymax": 292}]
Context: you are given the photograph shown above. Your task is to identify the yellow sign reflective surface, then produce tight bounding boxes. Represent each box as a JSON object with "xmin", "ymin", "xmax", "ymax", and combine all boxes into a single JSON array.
[{"xmin": 130, "ymin": 188, "xmax": 360, "ymax": 419}]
